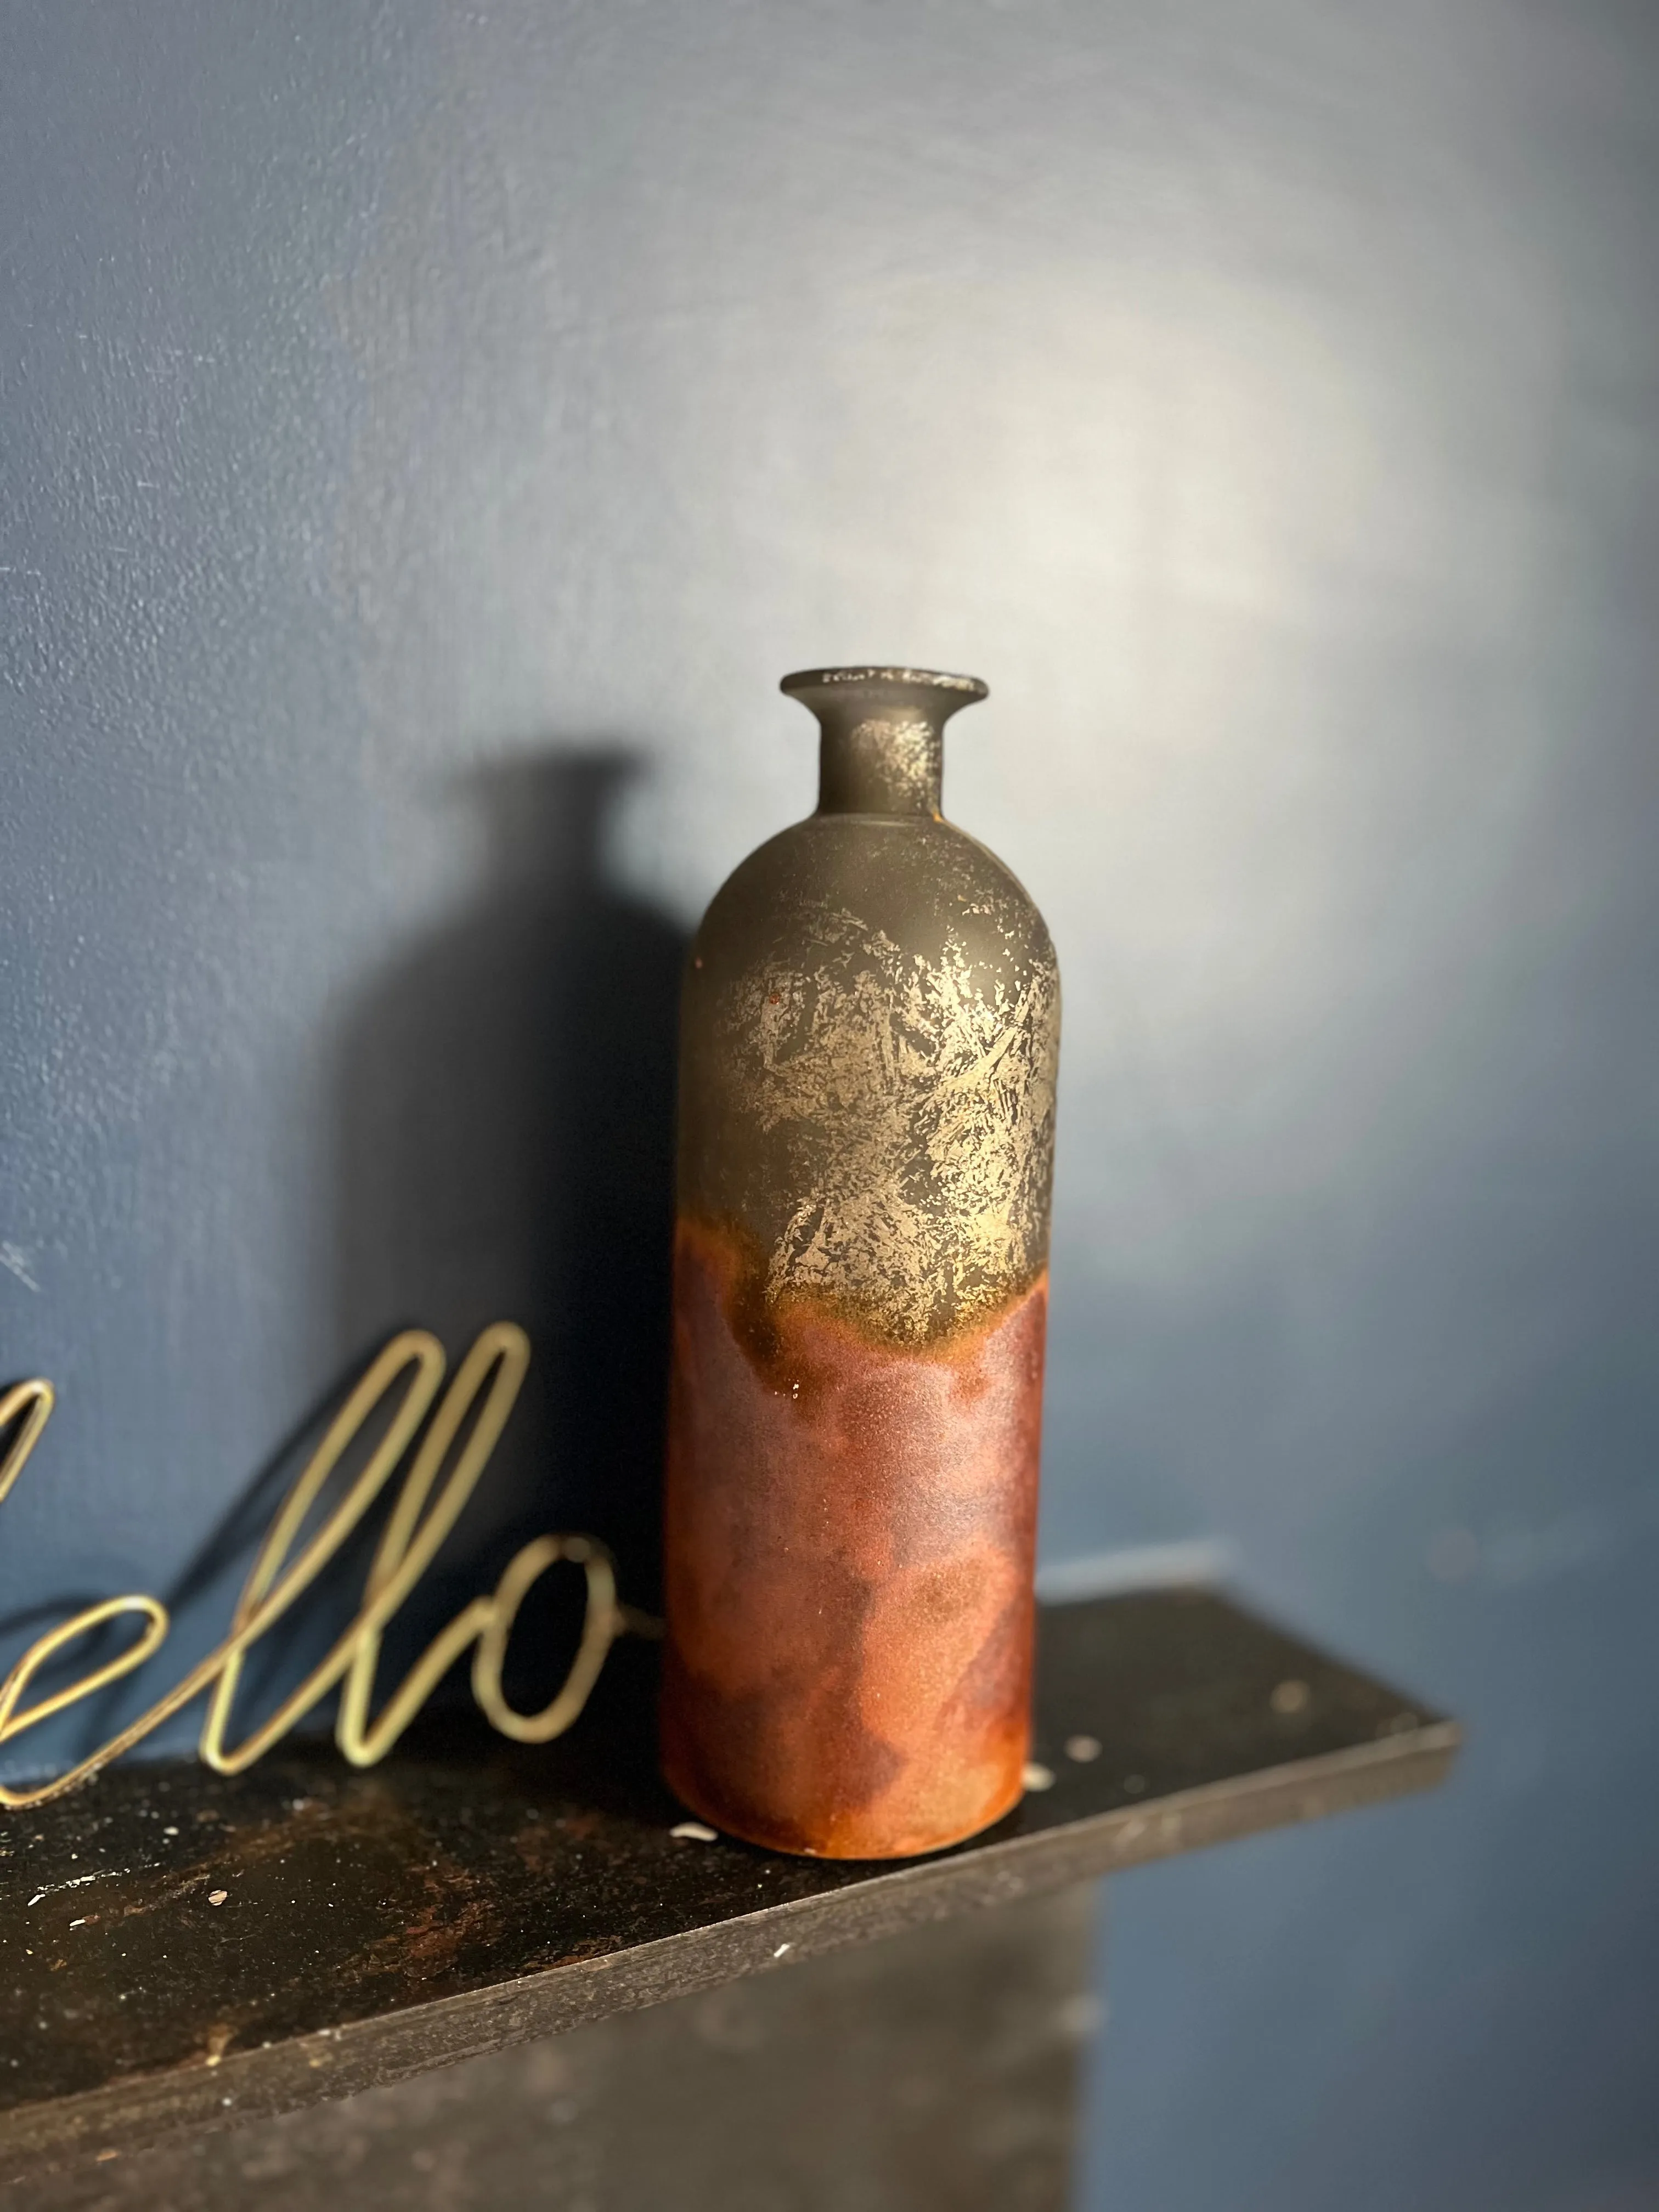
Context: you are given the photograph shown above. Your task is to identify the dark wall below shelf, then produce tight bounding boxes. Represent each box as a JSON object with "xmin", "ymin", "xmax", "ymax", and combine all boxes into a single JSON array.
[{"xmin": 11, "ymin": 1890, "xmax": 1097, "ymax": 2212}]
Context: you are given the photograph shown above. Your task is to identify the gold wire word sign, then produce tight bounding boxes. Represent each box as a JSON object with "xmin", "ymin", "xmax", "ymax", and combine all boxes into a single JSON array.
[{"xmin": 0, "ymin": 1323, "xmax": 652, "ymax": 1811}]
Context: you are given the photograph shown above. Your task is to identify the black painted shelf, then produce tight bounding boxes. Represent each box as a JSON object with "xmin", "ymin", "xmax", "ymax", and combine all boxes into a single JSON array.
[{"xmin": 0, "ymin": 1589, "xmax": 1456, "ymax": 2184}]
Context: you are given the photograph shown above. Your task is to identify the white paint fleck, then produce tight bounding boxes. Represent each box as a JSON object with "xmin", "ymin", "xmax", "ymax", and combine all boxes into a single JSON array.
[
  {"xmin": 27, "ymin": 1870, "xmax": 127, "ymax": 1905},
  {"xmin": 0, "ymin": 1244, "xmax": 40, "ymax": 1292}
]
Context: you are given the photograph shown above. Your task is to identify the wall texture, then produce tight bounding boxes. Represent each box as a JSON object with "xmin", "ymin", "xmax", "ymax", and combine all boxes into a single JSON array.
[{"xmin": 3, "ymin": 3, "xmax": 1657, "ymax": 2207}]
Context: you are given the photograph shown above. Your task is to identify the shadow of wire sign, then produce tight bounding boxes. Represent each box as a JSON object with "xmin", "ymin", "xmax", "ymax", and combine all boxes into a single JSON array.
[{"xmin": 1, "ymin": 2, "xmax": 1656, "ymax": 2207}]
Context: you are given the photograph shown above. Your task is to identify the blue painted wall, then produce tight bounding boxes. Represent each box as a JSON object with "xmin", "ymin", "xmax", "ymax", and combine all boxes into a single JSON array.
[{"xmin": 3, "ymin": 4, "xmax": 1656, "ymax": 2205}]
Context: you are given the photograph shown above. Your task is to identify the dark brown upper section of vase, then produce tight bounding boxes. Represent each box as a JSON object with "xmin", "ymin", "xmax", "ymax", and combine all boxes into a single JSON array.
[{"xmin": 676, "ymin": 670, "xmax": 1060, "ymax": 1351}]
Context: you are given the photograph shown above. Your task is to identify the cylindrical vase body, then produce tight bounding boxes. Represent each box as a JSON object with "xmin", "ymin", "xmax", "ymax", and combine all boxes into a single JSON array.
[{"xmin": 661, "ymin": 668, "xmax": 1060, "ymax": 1858}]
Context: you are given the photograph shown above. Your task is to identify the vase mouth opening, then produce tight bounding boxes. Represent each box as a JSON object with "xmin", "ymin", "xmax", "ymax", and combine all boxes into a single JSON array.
[{"xmin": 780, "ymin": 666, "xmax": 989, "ymax": 715}]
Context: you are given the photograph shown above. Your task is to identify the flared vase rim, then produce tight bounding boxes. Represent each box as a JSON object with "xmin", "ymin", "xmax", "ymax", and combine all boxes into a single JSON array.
[{"xmin": 780, "ymin": 665, "xmax": 989, "ymax": 706}]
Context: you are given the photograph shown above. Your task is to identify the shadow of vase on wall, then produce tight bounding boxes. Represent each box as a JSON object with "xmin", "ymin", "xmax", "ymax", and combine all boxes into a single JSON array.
[{"xmin": 332, "ymin": 750, "xmax": 686, "ymax": 1702}]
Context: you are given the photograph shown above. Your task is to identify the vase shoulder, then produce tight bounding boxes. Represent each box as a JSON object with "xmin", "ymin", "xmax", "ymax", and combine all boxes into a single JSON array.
[{"xmin": 690, "ymin": 809, "xmax": 1057, "ymax": 1004}]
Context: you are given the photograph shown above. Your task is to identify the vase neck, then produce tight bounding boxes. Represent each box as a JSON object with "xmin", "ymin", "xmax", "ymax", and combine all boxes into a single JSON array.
[{"xmin": 780, "ymin": 667, "xmax": 988, "ymax": 821}]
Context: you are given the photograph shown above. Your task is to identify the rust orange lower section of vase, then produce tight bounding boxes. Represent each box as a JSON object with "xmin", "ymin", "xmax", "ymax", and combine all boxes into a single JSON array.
[{"xmin": 661, "ymin": 1218, "xmax": 1046, "ymax": 1859}]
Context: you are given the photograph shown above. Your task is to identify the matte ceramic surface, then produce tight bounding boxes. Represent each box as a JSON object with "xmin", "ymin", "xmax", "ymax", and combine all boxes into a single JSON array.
[{"xmin": 664, "ymin": 672, "xmax": 1059, "ymax": 1856}]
